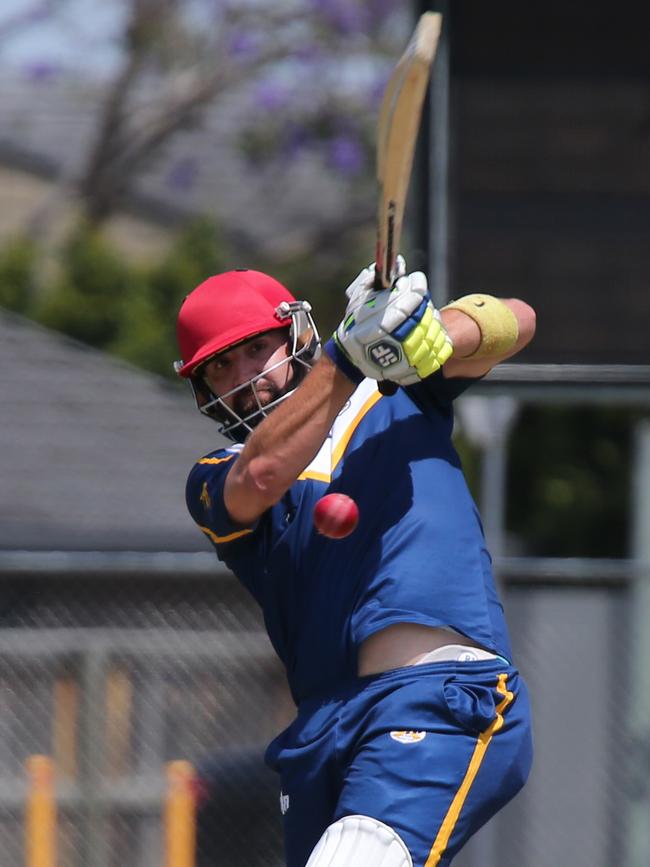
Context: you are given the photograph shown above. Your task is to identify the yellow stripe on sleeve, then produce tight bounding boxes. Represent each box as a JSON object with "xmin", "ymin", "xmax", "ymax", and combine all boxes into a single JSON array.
[
  {"xmin": 424, "ymin": 673, "xmax": 515, "ymax": 867},
  {"xmin": 296, "ymin": 388, "xmax": 382, "ymax": 484},
  {"xmin": 298, "ymin": 470, "xmax": 331, "ymax": 483},
  {"xmin": 198, "ymin": 524, "xmax": 253, "ymax": 545},
  {"xmin": 198, "ymin": 455, "xmax": 236, "ymax": 465},
  {"xmin": 331, "ymin": 390, "xmax": 382, "ymax": 472}
]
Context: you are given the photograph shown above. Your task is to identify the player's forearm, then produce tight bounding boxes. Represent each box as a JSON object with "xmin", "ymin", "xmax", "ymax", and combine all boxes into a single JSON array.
[
  {"xmin": 441, "ymin": 298, "xmax": 536, "ymax": 378},
  {"xmin": 224, "ymin": 355, "xmax": 356, "ymax": 524}
]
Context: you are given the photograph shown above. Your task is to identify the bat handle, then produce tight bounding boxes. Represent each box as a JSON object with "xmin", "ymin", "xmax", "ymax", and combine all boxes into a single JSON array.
[{"xmin": 374, "ymin": 266, "xmax": 399, "ymax": 396}]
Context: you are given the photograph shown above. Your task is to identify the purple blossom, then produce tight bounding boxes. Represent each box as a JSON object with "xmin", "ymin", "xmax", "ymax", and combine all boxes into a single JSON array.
[
  {"xmin": 166, "ymin": 158, "xmax": 198, "ymax": 192},
  {"xmin": 22, "ymin": 61, "xmax": 61, "ymax": 82},
  {"xmin": 283, "ymin": 124, "xmax": 311, "ymax": 161},
  {"xmin": 308, "ymin": 0, "xmax": 367, "ymax": 35},
  {"xmin": 253, "ymin": 81, "xmax": 290, "ymax": 112},
  {"xmin": 366, "ymin": 0, "xmax": 401, "ymax": 18},
  {"xmin": 309, "ymin": 0, "xmax": 400, "ymax": 36},
  {"xmin": 227, "ymin": 31, "xmax": 259, "ymax": 59},
  {"xmin": 328, "ymin": 133, "xmax": 365, "ymax": 175},
  {"xmin": 289, "ymin": 42, "xmax": 323, "ymax": 64},
  {"xmin": 370, "ymin": 70, "xmax": 390, "ymax": 108}
]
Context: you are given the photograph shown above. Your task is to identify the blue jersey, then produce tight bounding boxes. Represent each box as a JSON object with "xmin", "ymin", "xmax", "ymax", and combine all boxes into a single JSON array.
[{"xmin": 186, "ymin": 374, "xmax": 513, "ymax": 704}]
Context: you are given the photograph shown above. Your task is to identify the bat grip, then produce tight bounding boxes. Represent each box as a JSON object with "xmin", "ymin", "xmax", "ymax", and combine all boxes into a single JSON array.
[
  {"xmin": 373, "ymin": 267, "xmax": 386, "ymax": 293},
  {"xmin": 374, "ymin": 269, "xmax": 399, "ymax": 396}
]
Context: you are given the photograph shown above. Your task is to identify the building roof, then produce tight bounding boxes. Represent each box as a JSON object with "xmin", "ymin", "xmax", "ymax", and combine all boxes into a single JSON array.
[{"xmin": 0, "ymin": 310, "xmax": 225, "ymax": 552}]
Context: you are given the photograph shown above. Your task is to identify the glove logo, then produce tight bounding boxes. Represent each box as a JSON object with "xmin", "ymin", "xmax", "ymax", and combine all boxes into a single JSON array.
[{"xmin": 368, "ymin": 340, "xmax": 402, "ymax": 369}]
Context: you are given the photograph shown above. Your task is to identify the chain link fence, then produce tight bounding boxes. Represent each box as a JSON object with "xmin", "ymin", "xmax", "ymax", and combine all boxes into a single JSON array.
[
  {"xmin": 0, "ymin": 554, "xmax": 648, "ymax": 867},
  {"xmin": 0, "ymin": 562, "xmax": 292, "ymax": 867}
]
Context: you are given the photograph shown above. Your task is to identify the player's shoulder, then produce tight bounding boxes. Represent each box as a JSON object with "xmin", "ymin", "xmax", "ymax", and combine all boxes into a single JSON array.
[
  {"xmin": 195, "ymin": 442, "xmax": 243, "ymax": 466},
  {"xmin": 187, "ymin": 443, "xmax": 243, "ymax": 483}
]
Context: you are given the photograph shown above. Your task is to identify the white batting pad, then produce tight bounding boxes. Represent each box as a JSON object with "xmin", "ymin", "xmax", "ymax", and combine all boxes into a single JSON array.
[{"xmin": 305, "ymin": 814, "xmax": 413, "ymax": 867}]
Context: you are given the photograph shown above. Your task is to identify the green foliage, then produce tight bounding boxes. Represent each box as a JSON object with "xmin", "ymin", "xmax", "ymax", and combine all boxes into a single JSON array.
[
  {"xmin": 0, "ymin": 236, "xmax": 38, "ymax": 314},
  {"xmin": 147, "ymin": 216, "xmax": 227, "ymax": 317},
  {"xmin": 507, "ymin": 405, "xmax": 642, "ymax": 558},
  {"xmin": 19, "ymin": 218, "xmax": 227, "ymax": 377},
  {"xmin": 35, "ymin": 226, "xmax": 147, "ymax": 348},
  {"xmin": 108, "ymin": 290, "xmax": 173, "ymax": 377},
  {"xmin": 111, "ymin": 218, "xmax": 228, "ymax": 376}
]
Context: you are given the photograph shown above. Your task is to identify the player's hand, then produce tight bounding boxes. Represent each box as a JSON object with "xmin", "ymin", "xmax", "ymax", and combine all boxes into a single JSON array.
[{"xmin": 335, "ymin": 266, "xmax": 453, "ymax": 386}]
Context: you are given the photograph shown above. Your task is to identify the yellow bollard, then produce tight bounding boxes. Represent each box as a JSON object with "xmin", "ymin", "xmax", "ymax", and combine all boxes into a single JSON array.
[
  {"xmin": 25, "ymin": 755, "xmax": 56, "ymax": 867},
  {"xmin": 164, "ymin": 761, "xmax": 197, "ymax": 867}
]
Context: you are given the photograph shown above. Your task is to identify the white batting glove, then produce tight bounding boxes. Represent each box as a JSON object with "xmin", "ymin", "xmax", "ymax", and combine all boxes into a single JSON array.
[
  {"xmin": 344, "ymin": 256, "xmax": 407, "ymax": 308},
  {"xmin": 334, "ymin": 267, "xmax": 454, "ymax": 386}
]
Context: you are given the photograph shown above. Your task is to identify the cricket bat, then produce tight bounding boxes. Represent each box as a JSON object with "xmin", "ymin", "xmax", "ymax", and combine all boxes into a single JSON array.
[{"xmin": 375, "ymin": 11, "xmax": 442, "ymax": 292}]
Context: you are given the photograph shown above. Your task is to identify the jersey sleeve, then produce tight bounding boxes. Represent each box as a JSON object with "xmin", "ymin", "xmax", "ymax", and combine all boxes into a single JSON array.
[
  {"xmin": 405, "ymin": 369, "xmax": 483, "ymax": 413},
  {"xmin": 185, "ymin": 448, "xmax": 257, "ymax": 549}
]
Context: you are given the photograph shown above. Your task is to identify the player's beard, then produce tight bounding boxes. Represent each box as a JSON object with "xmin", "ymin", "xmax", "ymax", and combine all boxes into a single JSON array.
[
  {"xmin": 218, "ymin": 362, "xmax": 308, "ymax": 442},
  {"xmin": 232, "ymin": 378, "xmax": 282, "ymax": 421},
  {"xmin": 224, "ymin": 380, "xmax": 284, "ymax": 443}
]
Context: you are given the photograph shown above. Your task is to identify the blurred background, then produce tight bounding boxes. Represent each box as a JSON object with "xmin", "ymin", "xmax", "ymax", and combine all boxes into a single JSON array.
[{"xmin": 0, "ymin": 1, "xmax": 649, "ymax": 865}]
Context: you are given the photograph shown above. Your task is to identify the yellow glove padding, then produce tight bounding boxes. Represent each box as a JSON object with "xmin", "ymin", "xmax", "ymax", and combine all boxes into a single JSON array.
[
  {"xmin": 442, "ymin": 294, "xmax": 519, "ymax": 359},
  {"xmin": 402, "ymin": 305, "xmax": 454, "ymax": 378}
]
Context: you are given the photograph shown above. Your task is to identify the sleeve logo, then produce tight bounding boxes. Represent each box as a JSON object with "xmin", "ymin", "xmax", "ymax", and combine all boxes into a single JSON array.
[{"xmin": 200, "ymin": 482, "xmax": 212, "ymax": 510}]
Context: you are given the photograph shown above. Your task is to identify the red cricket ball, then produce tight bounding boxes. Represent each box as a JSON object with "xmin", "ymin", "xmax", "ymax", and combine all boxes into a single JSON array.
[{"xmin": 313, "ymin": 493, "xmax": 360, "ymax": 540}]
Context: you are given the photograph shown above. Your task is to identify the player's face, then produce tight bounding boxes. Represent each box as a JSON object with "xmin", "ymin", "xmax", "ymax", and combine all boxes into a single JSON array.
[{"xmin": 202, "ymin": 330, "xmax": 292, "ymax": 416}]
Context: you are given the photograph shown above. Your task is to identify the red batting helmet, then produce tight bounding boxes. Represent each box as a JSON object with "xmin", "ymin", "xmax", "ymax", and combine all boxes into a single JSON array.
[
  {"xmin": 174, "ymin": 269, "xmax": 320, "ymax": 441},
  {"xmin": 176, "ymin": 269, "xmax": 298, "ymax": 378}
]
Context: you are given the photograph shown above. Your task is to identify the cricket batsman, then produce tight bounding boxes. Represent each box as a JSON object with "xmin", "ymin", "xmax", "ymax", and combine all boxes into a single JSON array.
[{"xmin": 175, "ymin": 262, "xmax": 536, "ymax": 867}]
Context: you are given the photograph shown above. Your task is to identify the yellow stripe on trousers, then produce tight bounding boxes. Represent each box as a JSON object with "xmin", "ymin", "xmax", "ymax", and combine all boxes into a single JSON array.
[{"xmin": 424, "ymin": 673, "xmax": 514, "ymax": 867}]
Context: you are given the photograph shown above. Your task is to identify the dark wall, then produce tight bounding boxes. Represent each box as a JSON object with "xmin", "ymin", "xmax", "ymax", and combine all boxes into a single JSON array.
[
  {"xmin": 451, "ymin": 1, "xmax": 650, "ymax": 79},
  {"xmin": 420, "ymin": 2, "xmax": 650, "ymax": 365}
]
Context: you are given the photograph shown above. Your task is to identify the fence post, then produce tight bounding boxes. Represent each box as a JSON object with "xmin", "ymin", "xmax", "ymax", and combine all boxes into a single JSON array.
[
  {"xmin": 164, "ymin": 761, "xmax": 197, "ymax": 867},
  {"xmin": 626, "ymin": 419, "xmax": 650, "ymax": 867},
  {"xmin": 25, "ymin": 755, "xmax": 56, "ymax": 867}
]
